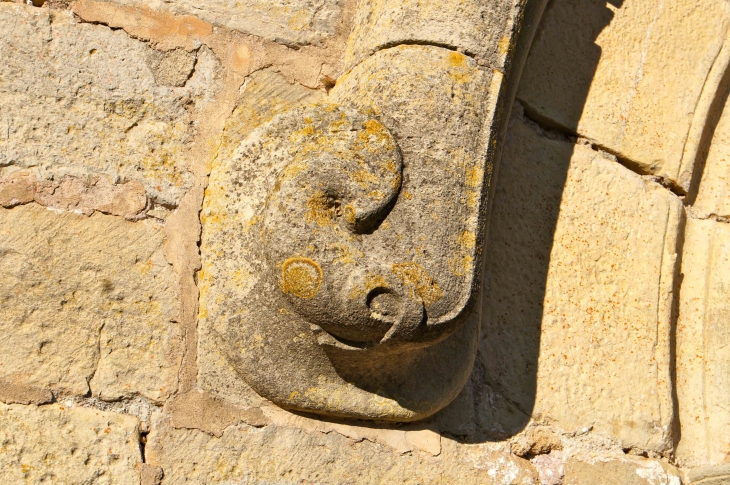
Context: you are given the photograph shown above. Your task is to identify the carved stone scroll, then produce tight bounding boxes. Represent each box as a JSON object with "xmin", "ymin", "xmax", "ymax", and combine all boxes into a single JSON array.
[{"xmin": 199, "ymin": 0, "xmax": 548, "ymax": 421}]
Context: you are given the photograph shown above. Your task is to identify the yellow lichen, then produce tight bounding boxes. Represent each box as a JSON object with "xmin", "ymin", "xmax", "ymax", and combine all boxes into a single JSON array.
[
  {"xmin": 305, "ymin": 190, "xmax": 337, "ymax": 227},
  {"xmin": 391, "ymin": 263, "xmax": 442, "ymax": 305},
  {"xmin": 280, "ymin": 257, "xmax": 323, "ymax": 299}
]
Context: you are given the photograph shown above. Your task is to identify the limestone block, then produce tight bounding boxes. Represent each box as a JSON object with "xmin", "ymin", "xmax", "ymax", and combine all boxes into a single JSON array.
[
  {"xmin": 693, "ymin": 92, "xmax": 730, "ymax": 218},
  {"xmin": 343, "ymin": 0, "xmax": 519, "ymax": 69},
  {"xmin": 0, "ymin": 402, "xmax": 142, "ymax": 484},
  {"xmin": 480, "ymin": 113, "xmax": 682, "ymax": 452},
  {"xmin": 517, "ymin": 0, "xmax": 730, "ymax": 190},
  {"xmin": 146, "ymin": 414, "xmax": 539, "ymax": 484},
  {"xmin": 0, "ymin": 204, "xmax": 180, "ymax": 401},
  {"xmin": 564, "ymin": 455, "xmax": 681, "ymax": 485},
  {"xmin": 0, "ymin": 3, "xmax": 220, "ymax": 208},
  {"xmin": 676, "ymin": 218, "xmax": 730, "ymax": 467},
  {"xmin": 96, "ymin": 0, "xmax": 345, "ymax": 47},
  {"xmin": 684, "ymin": 465, "xmax": 730, "ymax": 485}
]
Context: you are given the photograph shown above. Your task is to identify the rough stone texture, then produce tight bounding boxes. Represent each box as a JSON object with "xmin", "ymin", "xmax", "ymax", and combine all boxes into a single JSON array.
[
  {"xmin": 684, "ymin": 465, "xmax": 730, "ymax": 485},
  {"xmin": 517, "ymin": 0, "xmax": 730, "ymax": 190},
  {"xmin": 676, "ymin": 218, "xmax": 730, "ymax": 466},
  {"xmin": 480, "ymin": 110, "xmax": 682, "ymax": 452},
  {"xmin": 100, "ymin": 0, "xmax": 346, "ymax": 47},
  {"xmin": 168, "ymin": 390, "xmax": 269, "ymax": 437},
  {"xmin": 692, "ymin": 89, "xmax": 730, "ymax": 219},
  {"xmin": 1, "ymin": 0, "xmax": 726, "ymax": 480},
  {"xmin": 146, "ymin": 413, "xmax": 539, "ymax": 484},
  {"xmin": 0, "ymin": 402, "xmax": 142, "ymax": 484},
  {"xmin": 564, "ymin": 455, "xmax": 681, "ymax": 485},
  {"xmin": 199, "ymin": 44, "xmax": 497, "ymax": 421},
  {"xmin": 0, "ymin": 3, "xmax": 220, "ymax": 209},
  {"xmin": 0, "ymin": 380, "xmax": 54, "ymax": 406},
  {"xmin": 343, "ymin": 0, "xmax": 520, "ymax": 69},
  {"xmin": 197, "ymin": 69, "xmax": 323, "ymax": 407},
  {"xmin": 0, "ymin": 204, "xmax": 180, "ymax": 401}
]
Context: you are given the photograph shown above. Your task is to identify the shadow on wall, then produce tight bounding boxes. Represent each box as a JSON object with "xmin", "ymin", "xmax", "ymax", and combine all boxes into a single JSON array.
[{"xmin": 431, "ymin": 0, "xmax": 625, "ymax": 442}]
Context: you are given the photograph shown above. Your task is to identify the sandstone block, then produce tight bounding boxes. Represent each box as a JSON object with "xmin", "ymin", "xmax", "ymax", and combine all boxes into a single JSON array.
[
  {"xmin": 692, "ymin": 91, "xmax": 730, "ymax": 218},
  {"xmin": 517, "ymin": 0, "xmax": 730, "ymax": 190},
  {"xmin": 480, "ymin": 112, "xmax": 682, "ymax": 451},
  {"xmin": 676, "ymin": 218, "xmax": 730, "ymax": 466},
  {"xmin": 0, "ymin": 3, "xmax": 219, "ymax": 209},
  {"xmin": 0, "ymin": 204, "xmax": 180, "ymax": 401},
  {"xmin": 343, "ymin": 0, "xmax": 519, "ymax": 69},
  {"xmin": 94, "ymin": 0, "xmax": 345, "ymax": 47},
  {"xmin": 564, "ymin": 455, "xmax": 681, "ymax": 485},
  {"xmin": 146, "ymin": 413, "xmax": 539, "ymax": 484},
  {"xmin": 0, "ymin": 402, "xmax": 142, "ymax": 484}
]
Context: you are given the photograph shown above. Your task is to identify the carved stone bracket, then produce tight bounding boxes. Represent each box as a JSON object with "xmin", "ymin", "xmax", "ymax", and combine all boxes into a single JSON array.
[{"xmin": 199, "ymin": 0, "xmax": 548, "ymax": 421}]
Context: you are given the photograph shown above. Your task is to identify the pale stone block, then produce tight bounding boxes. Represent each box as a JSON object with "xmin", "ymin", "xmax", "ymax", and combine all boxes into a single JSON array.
[
  {"xmin": 480, "ymin": 113, "xmax": 682, "ymax": 452},
  {"xmin": 0, "ymin": 204, "xmax": 180, "ymax": 401},
  {"xmin": 95, "ymin": 0, "xmax": 345, "ymax": 47},
  {"xmin": 0, "ymin": 3, "xmax": 220, "ymax": 208},
  {"xmin": 517, "ymin": 0, "xmax": 730, "ymax": 190},
  {"xmin": 564, "ymin": 455, "xmax": 681, "ymax": 485},
  {"xmin": 0, "ymin": 402, "xmax": 142, "ymax": 484},
  {"xmin": 343, "ymin": 0, "xmax": 519, "ymax": 69},
  {"xmin": 676, "ymin": 218, "xmax": 730, "ymax": 467},
  {"xmin": 693, "ymin": 93, "xmax": 730, "ymax": 218},
  {"xmin": 146, "ymin": 414, "xmax": 539, "ymax": 484}
]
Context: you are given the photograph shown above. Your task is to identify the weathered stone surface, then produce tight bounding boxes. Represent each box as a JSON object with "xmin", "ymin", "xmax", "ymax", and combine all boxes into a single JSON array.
[
  {"xmin": 146, "ymin": 413, "xmax": 539, "ymax": 484},
  {"xmin": 197, "ymin": 69, "xmax": 323, "ymax": 407},
  {"xmin": 564, "ymin": 455, "xmax": 681, "ymax": 485},
  {"xmin": 99, "ymin": 0, "xmax": 346, "ymax": 47},
  {"xmin": 0, "ymin": 402, "xmax": 142, "ymax": 484},
  {"xmin": 684, "ymin": 465, "xmax": 730, "ymax": 485},
  {"xmin": 517, "ymin": 0, "xmax": 730, "ymax": 190},
  {"xmin": 0, "ymin": 3, "xmax": 219, "ymax": 208},
  {"xmin": 676, "ymin": 218, "xmax": 730, "ymax": 467},
  {"xmin": 168, "ymin": 390, "xmax": 269, "ymax": 437},
  {"xmin": 0, "ymin": 380, "xmax": 54, "ymax": 406},
  {"xmin": 200, "ymin": 44, "xmax": 496, "ymax": 421},
  {"xmin": 480, "ymin": 109, "xmax": 682, "ymax": 452},
  {"xmin": 0, "ymin": 204, "xmax": 180, "ymax": 400},
  {"xmin": 692, "ymin": 90, "xmax": 730, "ymax": 218},
  {"xmin": 343, "ymin": 0, "xmax": 520, "ymax": 69}
]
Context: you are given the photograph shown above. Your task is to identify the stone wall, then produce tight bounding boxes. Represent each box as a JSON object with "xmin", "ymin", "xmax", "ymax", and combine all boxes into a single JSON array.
[{"xmin": 0, "ymin": 0, "xmax": 728, "ymax": 483}]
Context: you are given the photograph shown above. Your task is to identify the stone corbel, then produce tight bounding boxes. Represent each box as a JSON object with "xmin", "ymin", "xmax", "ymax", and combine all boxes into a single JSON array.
[{"xmin": 200, "ymin": 0, "xmax": 548, "ymax": 421}]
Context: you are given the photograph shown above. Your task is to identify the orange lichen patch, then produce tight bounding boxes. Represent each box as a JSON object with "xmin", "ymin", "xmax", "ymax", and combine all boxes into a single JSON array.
[
  {"xmin": 358, "ymin": 119, "xmax": 395, "ymax": 150},
  {"xmin": 72, "ymin": 0, "xmax": 213, "ymax": 51},
  {"xmin": 498, "ymin": 36, "xmax": 511, "ymax": 55},
  {"xmin": 329, "ymin": 242, "xmax": 362, "ymax": 264},
  {"xmin": 392, "ymin": 263, "xmax": 442, "ymax": 306},
  {"xmin": 446, "ymin": 52, "xmax": 475, "ymax": 85},
  {"xmin": 289, "ymin": 124, "xmax": 317, "ymax": 143},
  {"xmin": 448, "ymin": 254, "xmax": 474, "ymax": 277},
  {"xmin": 348, "ymin": 273, "xmax": 389, "ymax": 300},
  {"xmin": 305, "ymin": 190, "xmax": 338, "ymax": 227},
  {"xmin": 280, "ymin": 257, "xmax": 323, "ymax": 299},
  {"xmin": 465, "ymin": 190, "xmax": 479, "ymax": 208},
  {"xmin": 457, "ymin": 231, "xmax": 476, "ymax": 249},
  {"xmin": 343, "ymin": 205, "xmax": 356, "ymax": 225},
  {"xmin": 465, "ymin": 166, "xmax": 484, "ymax": 188},
  {"xmin": 368, "ymin": 190, "xmax": 386, "ymax": 200},
  {"xmin": 448, "ymin": 51, "xmax": 468, "ymax": 67},
  {"xmin": 351, "ymin": 169, "xmax": 381, "ymax": 188}
]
